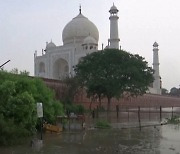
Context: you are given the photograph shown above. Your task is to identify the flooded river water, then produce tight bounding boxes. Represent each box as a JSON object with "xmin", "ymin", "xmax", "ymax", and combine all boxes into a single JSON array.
[{"xmin": 1, "ymin": 108, "xmax": 180, "ymax": 154}]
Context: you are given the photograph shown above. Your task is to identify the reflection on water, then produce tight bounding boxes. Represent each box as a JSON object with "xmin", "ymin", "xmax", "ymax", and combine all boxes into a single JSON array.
[
  {"xmin": 1, "ymin": 108, "xmax": 180, "ymax": 154},
  {"xmin": 160, "ymin": 125, "xmax": 180, "ymax": 154},
  {"xmin": 1, "ymin": 128, "xmax": 161, "ymax": 154}
]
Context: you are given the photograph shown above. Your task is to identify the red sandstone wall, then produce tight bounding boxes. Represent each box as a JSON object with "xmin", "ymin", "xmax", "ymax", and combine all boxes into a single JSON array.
[
  {"xmin": 74, "ymin": 91, "xmax": 180, "ymax": 110},
  {"xmin": 41, "ymin": 78, "xmax": 67, "ymax": 100},
  {"xmin": 42, "ymin": 78, "xmax": 180, "ymax": 110}
]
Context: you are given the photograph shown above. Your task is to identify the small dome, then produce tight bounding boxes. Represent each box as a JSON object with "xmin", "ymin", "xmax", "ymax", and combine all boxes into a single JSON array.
[
  {"xmin": 83, "ymin": 36, "xmax": 97, "ymax": 45},
  {"xmin": 62, "ymin": 13, "xmax": 99, "ymax": 45},
  {"xmin": 153, "ymin": 42, "xmax": 159, "ymax": 47},
  {"xmin": 46, "ymin": 41, "xmax": 56, "ymax": 49},
  {"xmin": 109, "ymin": 3, "xmax": 119, "ymax": 13}
]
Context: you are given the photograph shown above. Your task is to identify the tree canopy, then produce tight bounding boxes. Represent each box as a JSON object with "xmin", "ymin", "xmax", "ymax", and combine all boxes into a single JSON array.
[
  {"xmin": 161, "ymin": 88, "xmax": 169, "ymax": 95},
  {"xmin": 0, "ymin": 71, "xmax": 64, "ymax": 145},
  {"xmin": 170, "ymin": 87, "xmax": 180, "ymax": 97},
  {"xmin": 74, "ymin": 49, "xmax": 154, "ymax": 110}
]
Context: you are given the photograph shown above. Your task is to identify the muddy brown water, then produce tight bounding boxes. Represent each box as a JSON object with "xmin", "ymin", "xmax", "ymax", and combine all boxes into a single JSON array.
[{"xmin": 1, "ymin": 107, "xmax": 180, "ymax": 154}]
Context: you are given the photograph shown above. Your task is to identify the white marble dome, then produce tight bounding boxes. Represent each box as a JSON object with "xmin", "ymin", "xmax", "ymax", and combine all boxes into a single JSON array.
[{"xmin": 62, "ymin": 13, "xmax": 99, "ymax": 45}]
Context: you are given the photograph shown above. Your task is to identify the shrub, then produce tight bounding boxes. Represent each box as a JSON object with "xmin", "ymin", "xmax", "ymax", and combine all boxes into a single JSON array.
[
  {"xmin": 95, "ymin": 120, "xmax": 111, "ymax": 129},
  {"xmin": 76, "ymin": 104, "xmax": 85, "ymax": 114},
  {"xmin": 65, "ymin": 104, "xmax": 85, "ymax": 115},
  {"xmin": 166, "ymin": 116, "xmax": 180, "ymax": 124}
]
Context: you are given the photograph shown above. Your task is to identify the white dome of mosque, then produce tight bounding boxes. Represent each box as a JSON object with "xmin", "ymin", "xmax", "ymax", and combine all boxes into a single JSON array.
[
  {"xmin": 62, "ymin": 10, "xmax": 99, "ymax": 45},
  {"xmin": 83, "ymin": 35, "xmax": 97, "ymax": 45}
]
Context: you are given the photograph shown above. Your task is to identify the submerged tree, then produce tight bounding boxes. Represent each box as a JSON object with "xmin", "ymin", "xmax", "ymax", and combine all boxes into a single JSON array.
[{"xmin": 74, "ymin": 49, "xmax": 154, "ymax": 111}]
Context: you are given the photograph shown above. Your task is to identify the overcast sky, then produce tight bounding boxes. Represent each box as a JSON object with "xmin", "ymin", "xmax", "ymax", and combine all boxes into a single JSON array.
[{"xmin": 1, "ymin": 0, "xmax": 180, "ymax": 91}]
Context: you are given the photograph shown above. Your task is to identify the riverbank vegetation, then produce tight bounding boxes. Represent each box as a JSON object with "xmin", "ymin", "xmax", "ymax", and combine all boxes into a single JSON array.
[
  {"xmin": 95, "ymin": 120, "xmax": 111, "ymax": 129},
  {"xmin": 166, "ymin": 116, "xmax": 180, "ymax": 124},
  {"xmin": 0, "ymin": 71, "xmax": 64, "ymax": 145}
]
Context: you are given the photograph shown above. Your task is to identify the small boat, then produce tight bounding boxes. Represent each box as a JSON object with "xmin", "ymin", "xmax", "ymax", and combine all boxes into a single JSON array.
[{"xmin": 43, "ymin": 123, "xmax": 63, "ymax": 133}]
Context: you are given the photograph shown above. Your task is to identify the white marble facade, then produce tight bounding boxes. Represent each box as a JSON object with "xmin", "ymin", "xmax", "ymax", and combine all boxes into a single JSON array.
[
  {"xmin": 34, "ymin": 7, "xmax": 98, "ymax": 80},
  {"xmin": 34, "ymin": 4, "xmax": 161, "ymax": 94}
]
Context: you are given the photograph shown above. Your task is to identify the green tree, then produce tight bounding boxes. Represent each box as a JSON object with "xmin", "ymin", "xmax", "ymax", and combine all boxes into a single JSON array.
[
  {"xmin": 161, "ymin": 88, "xmax": 169, "ymax": 95},
  {"xmin": 0, "ymin": 71, "xmax": 64, "ymax": 145},
  {"xmin": 170, "ymin": 87, "xmax": 180, "ymax": 97},
  {"xmin": 74, "ymin": 49, "xmax": 154, "ymax": 110},
  {"xmin": 20, "ymin": 70, "xmax": 30, "ymax": 76},
  {"xmin": 10, "ymin": 68, "xmax": 19, "ymax": 74},
  {"xmin": 63, "ymin": 76, "xmax": 80, "ymax": 104}
]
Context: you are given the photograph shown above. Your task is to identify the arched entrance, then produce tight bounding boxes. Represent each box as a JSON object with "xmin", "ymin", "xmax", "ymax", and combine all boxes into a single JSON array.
[
  {"xmin": 39, "ymin": 62, "xmax": 45, "ymax": 73},
  {"xmin": 53, "ymin": 58, "xmax": 69, "ymax": 80}
]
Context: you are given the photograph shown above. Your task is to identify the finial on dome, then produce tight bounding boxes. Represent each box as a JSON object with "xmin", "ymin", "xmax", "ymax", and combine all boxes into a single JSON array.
[{"xmin": 79, "ymin": 4, "xmax": 81, "ymax": 14}]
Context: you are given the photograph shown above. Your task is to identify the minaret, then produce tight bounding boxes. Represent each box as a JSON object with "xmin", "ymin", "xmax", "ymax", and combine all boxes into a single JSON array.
[
  {"xmin": 108, "ymin": 3, "xmax": 120, "ymax": 49},
  {"xmin": 153, "ymin": 42, "xmax": 161, "ymax": 94}
]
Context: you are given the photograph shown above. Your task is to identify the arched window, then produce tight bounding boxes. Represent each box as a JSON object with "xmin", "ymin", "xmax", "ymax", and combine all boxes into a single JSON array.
[{"xmin": 90, "ymin": 46, "xmax": 93, "ymax": 50}]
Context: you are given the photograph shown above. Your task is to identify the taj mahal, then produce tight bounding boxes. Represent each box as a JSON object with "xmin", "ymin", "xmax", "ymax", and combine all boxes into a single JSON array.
[{"xmin": 34, "ymin": 4, "xmax": 161, "ymax": 95}]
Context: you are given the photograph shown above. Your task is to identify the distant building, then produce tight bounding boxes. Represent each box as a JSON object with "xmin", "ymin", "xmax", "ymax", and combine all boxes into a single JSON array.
[{"xmin": 34, "ymin": 4, "xmax": 161, "ymax": 95}]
